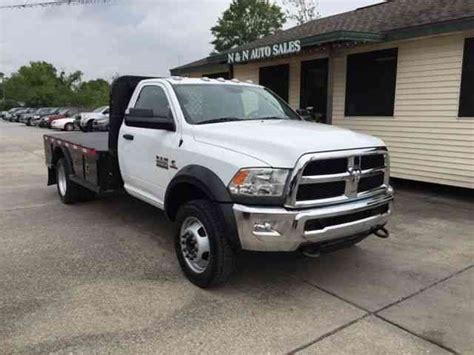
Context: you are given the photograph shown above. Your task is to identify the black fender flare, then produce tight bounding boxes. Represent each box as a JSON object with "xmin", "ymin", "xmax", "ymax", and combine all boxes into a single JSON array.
[
  {"xmin": 165, "ymin": 165, "xmax": 232, "ymax": 208},
  {"xmin": 164, "ymin": 165, "xmax": 241, "ymax": 250}
]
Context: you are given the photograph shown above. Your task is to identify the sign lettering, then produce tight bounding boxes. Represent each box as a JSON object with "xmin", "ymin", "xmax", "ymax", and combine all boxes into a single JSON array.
[{"xmin": 228, "ymin": 40, "xmax": 301, "ymax": 64}]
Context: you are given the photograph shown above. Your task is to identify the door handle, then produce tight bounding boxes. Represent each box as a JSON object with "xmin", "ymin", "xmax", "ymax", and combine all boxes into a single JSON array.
[{"xmin": 123, "ymin": 134, "xmax": 134, "ymax": 141}]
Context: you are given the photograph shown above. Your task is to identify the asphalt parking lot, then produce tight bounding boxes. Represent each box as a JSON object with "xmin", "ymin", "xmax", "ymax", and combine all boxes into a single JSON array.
[{"xmin": 0, "ymin": 120, "xmax": 473, "ymax": 354}]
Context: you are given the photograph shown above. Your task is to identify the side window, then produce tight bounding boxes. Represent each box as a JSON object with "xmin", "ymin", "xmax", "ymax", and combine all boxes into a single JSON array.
[
  {"xmin": 345, "ymin": 48, "xmax": 398, "ymax": 116},
  {"xmin": 103, "ymin": 108, "xmax": 109, "ymax": 115},
  {"xmin": 134, "ymin": 86, "xmax": 170, "ymax": 118},
  {"xmin": 459, "ymin": 38, "xmax": 474, "ymax": 117}
]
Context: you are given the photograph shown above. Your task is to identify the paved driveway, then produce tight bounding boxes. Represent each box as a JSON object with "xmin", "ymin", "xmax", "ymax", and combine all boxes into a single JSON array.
[{"xmin": 0, "ymin": 121, "xmax": 473, "ymax": 354}]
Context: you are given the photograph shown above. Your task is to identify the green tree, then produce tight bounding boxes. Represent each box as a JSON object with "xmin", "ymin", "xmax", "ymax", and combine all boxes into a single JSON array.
[
  {"xmin": 211, "ymin": 0, "xmax": 286, "ymax": 52},
  {"xmin": 284, "ymin": 0, "xmax": 320, "ymax": 25},
  {"xmin": 2, "ymin": 61, "xmax": 110, "ymax": 109},
  {"xmin": 4, "ymin": 61, "xmax": 76, "ymax": 107},
  {"xmin": 74, "ymin": 79, "xmax": 110, "ymax": 108}
]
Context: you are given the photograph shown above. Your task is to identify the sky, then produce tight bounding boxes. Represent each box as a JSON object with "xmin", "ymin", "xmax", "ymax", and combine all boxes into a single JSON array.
[{"xmin": 0, "ymin": 0, "xmax": 381, "ymax": 80}]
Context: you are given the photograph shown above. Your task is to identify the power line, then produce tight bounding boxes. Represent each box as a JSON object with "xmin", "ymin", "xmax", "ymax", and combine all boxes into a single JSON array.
[{"xmin": 0, "ymin": 0, "xmax": 114, "ymax": 10}]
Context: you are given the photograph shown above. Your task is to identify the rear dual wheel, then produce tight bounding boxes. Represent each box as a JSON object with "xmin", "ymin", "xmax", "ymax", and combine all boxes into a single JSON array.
[
  {"xmin": 56, "ymin": 158, "xmax": 79, "ymax": 204},
  {"xmin": 56, "ymin": 158, "xmax": 95, "ymax": 204}
]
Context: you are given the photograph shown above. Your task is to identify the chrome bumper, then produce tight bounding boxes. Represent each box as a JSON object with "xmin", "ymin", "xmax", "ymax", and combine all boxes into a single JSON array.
[{"xmin": 233, "ymin": 193, "xmax": 393, "ymax": 252}]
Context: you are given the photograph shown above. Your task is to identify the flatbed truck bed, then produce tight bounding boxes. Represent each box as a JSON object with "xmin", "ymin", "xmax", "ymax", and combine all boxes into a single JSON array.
[{"xmin": 44, "ymin": 131, "xmax": 123, "ymax": 193}]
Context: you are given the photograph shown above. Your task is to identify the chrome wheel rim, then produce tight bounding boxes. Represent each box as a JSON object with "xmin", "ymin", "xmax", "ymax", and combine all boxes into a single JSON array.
[
  {"xmin": 57, "ymin": 163, "xmax": 67, "ymax": 196},
  {"xmin": 180, "ymin": 217, "xmax": 210, "ymax": 274}
]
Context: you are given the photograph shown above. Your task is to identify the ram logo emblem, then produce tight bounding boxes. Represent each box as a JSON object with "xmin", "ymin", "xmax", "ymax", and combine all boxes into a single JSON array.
[{"xmin": 156, "ymin": 156, "xmax": 169, "ymax": 170}]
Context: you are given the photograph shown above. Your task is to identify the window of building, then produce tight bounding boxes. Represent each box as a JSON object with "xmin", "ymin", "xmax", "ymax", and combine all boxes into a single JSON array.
[
  {"xmin": 134, "ymin": 85, "xmax": 170, "ymax": 118},
  {"xmin": 259, "ymin": 64, "xmax": 289, "ymax": 102},
  {"xmin": 459, "ymin": 38, "xmax": 474, "ymax": 117},
  {"xmin": 204, "ymin": 72, "xmax": 231, "ymax": 79},
  {"xmin": 345, "ymin": 48, "xmax": 398, "ymax": 116}
]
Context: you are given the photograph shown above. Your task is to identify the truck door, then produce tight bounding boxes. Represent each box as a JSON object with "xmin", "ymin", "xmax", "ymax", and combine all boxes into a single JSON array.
[{"xmin": 118, "ymin": 83, "xmax": 179, "ymax": 207}]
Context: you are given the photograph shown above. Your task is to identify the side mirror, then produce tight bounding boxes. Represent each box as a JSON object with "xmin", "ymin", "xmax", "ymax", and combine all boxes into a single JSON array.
[
  {"xmin": 297, "ymin": 106, "xmax": 322, "ymax": 122},
  {"xmin": 125, "ymin": 108, "xmax": 175, "ymax": 131}
]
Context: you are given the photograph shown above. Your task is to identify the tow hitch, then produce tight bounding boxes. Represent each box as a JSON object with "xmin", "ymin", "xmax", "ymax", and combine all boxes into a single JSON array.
[{"xmin": 373, "ymin": 226, "xmax": 390, "ymax": 239}]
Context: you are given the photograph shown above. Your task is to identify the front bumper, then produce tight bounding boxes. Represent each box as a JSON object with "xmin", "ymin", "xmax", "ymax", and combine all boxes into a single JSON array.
[{"xmin": 233, "ymin": 193, "xmax": 393, "ymax": 251}]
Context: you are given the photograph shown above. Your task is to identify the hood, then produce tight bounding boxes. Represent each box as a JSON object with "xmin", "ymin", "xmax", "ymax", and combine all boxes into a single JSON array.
[
  {"xmin": 52, "ymin": 118, "xmax": 74, "ymax": 124},
  {"xmin": 48, "ymin": 114, "xmax": 66, "ymax": 121},
  {"xmin": 192, "ymin": 120, "xmax": 384, "ymax": 167},
  {"xmin": 81, "ymin": 112, "xmax": 104, "ymax": 119}
]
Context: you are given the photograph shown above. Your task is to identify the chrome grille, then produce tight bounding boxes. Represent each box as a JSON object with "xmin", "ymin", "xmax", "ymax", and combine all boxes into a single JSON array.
[{"xmin": 285, "ymin": 148, "xmax": 390, "ymax": 209}]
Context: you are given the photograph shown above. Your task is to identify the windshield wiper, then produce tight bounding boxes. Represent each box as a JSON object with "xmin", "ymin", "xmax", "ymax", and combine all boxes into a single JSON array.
[
  {"xmin": 251, "ymin": 116, "xmax": 286, "ymax": 120},
  {"xmin": 196, "ymin": 117, "xmax": 242, "ymax": 125}
]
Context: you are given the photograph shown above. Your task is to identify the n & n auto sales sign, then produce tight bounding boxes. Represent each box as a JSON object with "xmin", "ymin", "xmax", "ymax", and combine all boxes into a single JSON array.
[{"xmin": 227, "ymin": 40, "xmax": 301, "ymax": 64}]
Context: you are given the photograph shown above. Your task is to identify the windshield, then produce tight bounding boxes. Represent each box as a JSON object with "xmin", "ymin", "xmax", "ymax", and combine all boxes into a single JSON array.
[
  {"xmin": 93, "ymin": 106, "xmax": 107, "ymax": 113},
  {"xmin": 37, "ymin": 108, "xmax": 51, "ymax": 114},
  {"xmin": 173, "ymin": 84, "xmax": 300, "ymax": 124}
]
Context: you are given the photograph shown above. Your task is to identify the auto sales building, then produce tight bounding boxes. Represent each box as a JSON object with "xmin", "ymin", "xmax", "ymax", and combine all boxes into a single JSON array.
[{"xmin": 171, "ymin": 0, "xmax": 474, "ymax": 189}]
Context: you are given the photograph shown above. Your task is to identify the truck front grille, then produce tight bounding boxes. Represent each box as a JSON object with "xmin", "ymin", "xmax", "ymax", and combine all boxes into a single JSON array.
[
  {"xmin": 358, "ymin": 172, "xmax": 385, "ymax": 193},
  {"xmin": 286, "ymin": 148, "xmax": 390, "ymax": 208}
]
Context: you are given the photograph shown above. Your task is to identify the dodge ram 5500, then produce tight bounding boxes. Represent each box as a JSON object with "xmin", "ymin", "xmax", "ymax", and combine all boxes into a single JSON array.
[{"xmin": 44, "ymin": 76, "xmax": 393, "ymax": 287}]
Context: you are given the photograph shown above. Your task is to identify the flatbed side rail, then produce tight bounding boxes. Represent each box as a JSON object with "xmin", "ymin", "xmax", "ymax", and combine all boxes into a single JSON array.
[{"xmin": 44, "ymin": 134, "xmax": 100, "ymax": 191}]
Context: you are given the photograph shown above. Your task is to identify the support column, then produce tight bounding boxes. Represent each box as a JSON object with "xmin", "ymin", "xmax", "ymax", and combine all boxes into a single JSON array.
[{"xmin": 326, "ymin": 48, "xmax": 336, "ymax": 125}]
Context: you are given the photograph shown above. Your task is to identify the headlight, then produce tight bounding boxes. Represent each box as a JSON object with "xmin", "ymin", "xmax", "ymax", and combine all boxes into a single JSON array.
[{"xmin": 229, "ymin": 168, "xmax": 289, "ymax": 199}]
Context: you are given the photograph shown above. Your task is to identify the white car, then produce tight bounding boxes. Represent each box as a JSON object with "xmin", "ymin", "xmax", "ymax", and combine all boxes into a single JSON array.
[
  {"xmin": 51, "ymin": 117, "xmax": 75, "ymax": 131},
  {"xmin": 78, "ymin": 106, "xmax": 109, "ymax": 131}
]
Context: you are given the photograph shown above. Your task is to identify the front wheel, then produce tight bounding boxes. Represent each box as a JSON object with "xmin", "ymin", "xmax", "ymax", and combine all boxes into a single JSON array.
[
  {"xmin": 64, "ymin": 123, "xmax": 74, "ymax": 131},
  {"xmin": 175, "ymin": 200, "xmax": 236, "ymax": 288},
  {"xmin": 86, "ymin": 120, "xmax": 94, "ymax": 132}
]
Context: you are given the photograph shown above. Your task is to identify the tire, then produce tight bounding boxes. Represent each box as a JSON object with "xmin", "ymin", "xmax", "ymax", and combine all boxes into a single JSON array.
[
  {"xmin": 56, "ymin": 158, "xmax": 80, "ymax": 204},
  {"xmin": 175, "ymin": 199, "xmax": 236, "ymax": 288},
  {"xmin": 64, "ymin": 123, "xmax": 74, "ymax": 131},
  {"xmin": 86, "ymin": 120, "xmax": 94, "ymax": 132}
]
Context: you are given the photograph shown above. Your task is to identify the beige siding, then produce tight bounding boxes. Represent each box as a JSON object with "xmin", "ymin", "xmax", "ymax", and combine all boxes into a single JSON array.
[
  {"xmin": 234, "ymin": 33, "xmax": 474, "ymax": 189},
  {"xmin": 332, "ymin": 33, "xmax": 474, "ymax": 189},
  {"xmin": 182, "ymin": 33, "xmax": 474, "ymax": 188}
]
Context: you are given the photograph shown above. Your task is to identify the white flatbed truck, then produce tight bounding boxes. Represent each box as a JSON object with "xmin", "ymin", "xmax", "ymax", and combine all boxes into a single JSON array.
[{"xmin": 44, "ymin": 75, "xmax": 393, "ymax": 287}]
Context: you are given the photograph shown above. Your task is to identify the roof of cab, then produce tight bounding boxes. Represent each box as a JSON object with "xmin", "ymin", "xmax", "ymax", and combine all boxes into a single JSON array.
[{"xmin": 139, "ymin": 77, "xmax": 260, "ymax": 87}]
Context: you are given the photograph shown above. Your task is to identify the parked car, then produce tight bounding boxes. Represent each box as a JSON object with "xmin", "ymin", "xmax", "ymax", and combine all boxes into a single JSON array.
[
  {"xmin": 92, "ymin": 116, "xmax": 109, "ymax": 131},
  {"xmin": 1, "ymin": 107, "xmax": 23, "ymax": 120},
  {"xmin": 29, "ymin": 107, "xmax": 59, "ymax": 126},
  {"xmin": 43, "ymin": 76, "xmax": 394, "ymax": 287},
  {"xmin": 23, "ymin": 107, "xmax": 53, "ymax": 126},
  {"xmin": 78, "ymin": 106, "xmax": 109, "ymax": 131},
  {"xmin": 39, "ymin": 107, "xmax": 81, "ymax": 128},
  {"xmin": 18, "ymin": 108, "xmax": 38, "ymax": 123},
  {"xmin": 50, "ymin": 117, "xmax": 76, "ymax": 131},
  {"xmin": 20, "ymin": 108, "xmax": 43, "ymax": 124},
  {"xmin": 11, "ymin": 108, "xmax": 31, "ymax": 122}
]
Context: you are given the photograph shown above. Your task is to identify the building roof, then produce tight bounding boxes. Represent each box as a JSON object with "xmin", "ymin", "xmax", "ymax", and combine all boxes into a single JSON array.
[{"xmin": 171, "ymin": 0, "xmax": 474, "ymax": 74}]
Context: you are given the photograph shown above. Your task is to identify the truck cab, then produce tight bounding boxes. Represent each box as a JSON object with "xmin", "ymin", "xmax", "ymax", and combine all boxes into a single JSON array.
[{"xmin": 44, "ymin": 76, "xmax": 393, "ymax": 288}]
